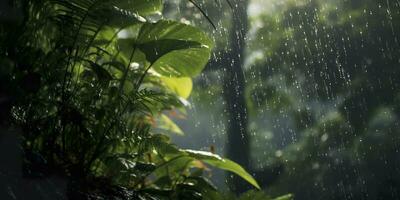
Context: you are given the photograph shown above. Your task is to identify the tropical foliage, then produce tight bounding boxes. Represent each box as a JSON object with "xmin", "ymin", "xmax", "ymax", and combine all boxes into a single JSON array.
[{"xmin": 0, "ymin": 0, "xmax": 270, "ymax": 199}]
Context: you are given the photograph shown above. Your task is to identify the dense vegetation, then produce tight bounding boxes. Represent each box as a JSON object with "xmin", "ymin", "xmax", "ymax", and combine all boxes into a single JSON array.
[{"xmin": 0, "ymin": 0, "xmax": 290, "ymax": 199}]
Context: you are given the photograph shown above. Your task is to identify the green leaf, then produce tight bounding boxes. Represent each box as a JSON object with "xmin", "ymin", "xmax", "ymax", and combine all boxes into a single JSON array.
[
  {"xmin": 93, "ymin": 27, "xmax": 117, "ymax": 46},
  {"xmin": 160, "ymin": 77, "xmax": 193, "ymax": 99},
  {"xmin": 116, "ymin": 38, "xmax": 148, "ymax": 66},
  {"xmin": 147, "ymin": 48, "xmax": 211, "ymax": 77},
  {"xmin": 86, "ymin": 60, "xmax": 113, "ymax": 82},
  {"xmin": 153, "ymin": 156, "xmax": 194, "ymax": 179},
  {"xmin": 104, "ymin": 156, "xmax": 135, "ymax": 173},
  {"xmin": 183, "ymin": 150, "xmax": 261, "ymax": 189},
  {"xmin": 137, "ymin": 39, "xmax": 203, "ymax": 64},
  {"xmin": 137, "ymin": 21, "xmax": 213, "ymax": 46},
  {"xmin": 149, "ymin": 134, "xmax": 181, "ymax": 155},
  {"xmin": 157, "ymin": 114, "xmax": 184, "ymax": 135},
  {"xmin": 102, "ymin": 61, "xmax": 126, "ymax": 71},
  {"xmin": 273, "ymin": 194, "xmax": 294, "ymax": 200},
  {"xmin": 136, "ymin": 20, "xmax": 213, "ymax": 77},
  {"xmin": 134, "ymin": 162, "xmax": 157, "ymax": 173}
]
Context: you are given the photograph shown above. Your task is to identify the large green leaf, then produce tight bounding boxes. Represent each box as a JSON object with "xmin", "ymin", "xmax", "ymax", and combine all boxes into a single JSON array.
[
  {"xmin": 150, "ymin": 138, "xmax": 259, "ymax": 189},
  {"xmin": 183, "ymin": 150, "xmax": 261, "ymax": 189},
  {"xmin": 160, "ymin": 76, "xmax": 193, "ymax": 99},
  {"xmin": 136, "ymin": 20, "xmax": 213, "ymax": 77},
  {"xmin": 137, "ymin": 21, "xmax": 213, "ymax": 46},
  {"xmin": 157, "ymin": 114, "xmax": 184, "ymax": 135},
  {"xmin": 146, "ymin": 48, "xmax": 211, "ymax": 77}
]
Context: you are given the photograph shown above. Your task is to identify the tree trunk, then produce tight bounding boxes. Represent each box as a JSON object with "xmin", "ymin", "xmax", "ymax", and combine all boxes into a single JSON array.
[{"xmin": 223, "ymin": 0, "xmax": 250, "ymax": 193}]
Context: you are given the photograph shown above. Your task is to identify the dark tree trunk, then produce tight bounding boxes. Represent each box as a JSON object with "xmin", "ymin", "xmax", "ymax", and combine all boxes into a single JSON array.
[{"xmin": 223, "ymin": 0, "xmax": 250, "ymax": 193}]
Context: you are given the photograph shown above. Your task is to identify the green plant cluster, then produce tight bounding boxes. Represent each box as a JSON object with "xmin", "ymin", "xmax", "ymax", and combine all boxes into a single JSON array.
[{"xmin": 0, "ymin": 0, "xmax": 266, "ymax": 199}]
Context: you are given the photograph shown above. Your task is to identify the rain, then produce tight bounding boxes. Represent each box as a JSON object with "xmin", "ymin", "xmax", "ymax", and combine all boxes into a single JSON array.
[
  {"xmin": 0, "ymin": 0, "xmax": 399, "ymax": 199},
  {"xmin": 168, "ymin": 0, "xmax": 400, "ymax": 199}
]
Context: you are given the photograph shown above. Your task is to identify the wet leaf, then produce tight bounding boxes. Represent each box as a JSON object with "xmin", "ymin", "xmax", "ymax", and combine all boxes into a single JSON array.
[
  {"xmin": 183, "ymin": 149, "xmax": 261, "ymax": 189},
  {"xmin": 136, "ymin": 20, "xmax": 213, "ymax": 77}
]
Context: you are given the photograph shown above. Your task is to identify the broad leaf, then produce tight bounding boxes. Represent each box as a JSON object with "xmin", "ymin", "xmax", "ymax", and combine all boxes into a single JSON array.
[
  {"xmin": 86, "ymin": 60, "xmax": 113, "ymax": 82},
  {"xmin": 136, "ymin": 20, "xmax": 213, "ymax": 77},
  {"xmin": 160, "ymin": 76, "xmax": 193, "ymax": 99},
  {"xmin": 183, "ymin": 150, "xmax": 261, "ymax": 189},
  {"xmin": 156, "ymin": 114, "xmax": 184, "ymax": 135}
]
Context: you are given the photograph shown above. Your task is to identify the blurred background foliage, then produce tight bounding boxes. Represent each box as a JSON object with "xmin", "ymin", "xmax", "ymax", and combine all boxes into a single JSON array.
[{"xmin": 166, "ymin": 0, "xmax": 400, "ymax": 199}]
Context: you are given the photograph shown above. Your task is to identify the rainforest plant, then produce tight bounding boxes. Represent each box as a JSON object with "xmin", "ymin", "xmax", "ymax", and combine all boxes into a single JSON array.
[{"xmin": 0, "ymin": 0, "xmax": 266, "ymax": 199}]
